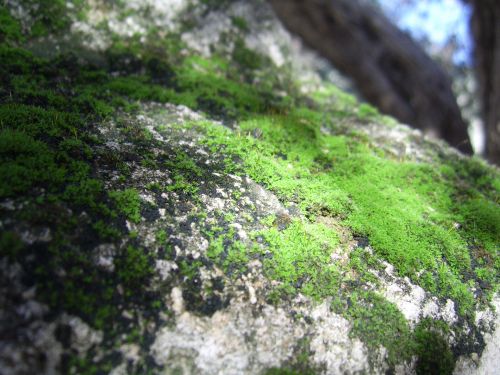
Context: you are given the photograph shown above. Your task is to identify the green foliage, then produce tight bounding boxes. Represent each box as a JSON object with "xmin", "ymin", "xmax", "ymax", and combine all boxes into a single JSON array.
[
  {"xmin": 109, "ymin": 188, "xmax": 142, "ymax": 223},
  {"xmin": 0, "ymin": 231, "xmax": 24, "ymax": 259},
  {"xmin": 0, "ymin": 7, "xmax": 23, "ymax": 43},
  {"xmin": 258, "ymin": 220, "xmax": 340, "ymax": 300},
  {"xmin": 333, "ymin": 291, "xmax": 413, "ymax": 366},
  {"xmin": 198, "ymin": 106, "xmax": 498, "ymax": 316},
  {"xmin": 116, "ymin": 245, "xmax": 154, "ymax": 292},
  {"xmin": 0, "ymin": 129, "xmax": 65, "ymax": 197},
  {"xmin": 414, "ymin": 320, "xmax": 455, "ymax": 375}
]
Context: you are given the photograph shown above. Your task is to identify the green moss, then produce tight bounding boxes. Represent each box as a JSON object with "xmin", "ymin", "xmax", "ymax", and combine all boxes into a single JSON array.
[
  {"xmin": 0, "ymin": 7, "xmax": 24, "ymax": 43},
  {"xmin": 155, "ymin": 229, "xmax": 168, "ymax": 244},
  {"xmin": 178, "ymin": 258, "xmax": 203, "ymax": 281},
  {"xmin": 223, "ymin": 240, "xmax": 250, "ymax": 274},
  {"xmin": 16, "ymin": 0, "xmax": 86, "ymax": 37},
  {"xmin": 176, "ymin": 55, "xmax": 268, "ymax": 119},
  {"xmin": 257, "ymin": 220, "xmax": 341, "ymax": 300},
  {"xmin": 358, "ymin": 102, "xmax": 380, "ymax": 119},
  {"xmin": 231, "ymin": 16, "xmax": 249, "ymax": 33},
  {"xmin": 99, "ymin": 36, "xmax": 288, "ymax": 119},
  {"xmin": 109, "ymin": 188, "xmax": 142, "ymax": 224},
  {"xmin": 0, "ymin": 231, "xmax": 24, "ymax": 259},
  {"xmin": 333, "ymin": 291, "xmax": 413, "ymax": 366},
  {"xmin": 347, "ymin": 247, "xmax": 382, "ymax": 285},
  {"xmin": 310, "ymin": 83, "xmax": 358, "ymax": 114},
  {"xmin": 197, "ymin": 107, "xmax": 498, "ymax": 316},
  {"xmin": 332, "ymin": 292, "xmax": 455, "ymax": 372},
  {"xmin": 205, "ymin": 222, "xmax": 250, "ymax": 276},
  {"xmin": 232, "ymin": 37, "xmax": 263, "ymax": 71},
  {"xmin": 0, "ymin": 129, "xmax": 65, "ymax": 197},
  {"xmin": 414, "ymin": 320, "xmax": 455, "ymax": 375},
  {"xmin": 0, "ymin": 7, "xmax": 498, "ymax": 369},
  {"xmin": 165, "ymin": 151, "xmax": 203, "ymax": 178},
  {"xmin": 0, "ymin": 40, "xmax": 169, "ymax": 339},
  {"xmin": 116, "ymin": 245, "xmax": 154, "ymax": 293},
  {"xmin": 93, "ymin": 220, "xmax": 120, "ymax": 240},
  {"xmin": 459, "ymin": 197, "xmax": 500, "ymax": 261}
]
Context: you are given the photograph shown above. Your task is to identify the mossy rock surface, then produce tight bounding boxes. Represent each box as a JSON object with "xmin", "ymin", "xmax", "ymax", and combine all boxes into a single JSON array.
[{"xmin": 0, "ymin": 1, "xmax": 499, "ymax": 374}]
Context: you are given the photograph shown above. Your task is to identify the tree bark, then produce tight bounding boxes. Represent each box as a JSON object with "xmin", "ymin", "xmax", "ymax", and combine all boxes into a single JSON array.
[
  {"xmin": 268, "ymin": 0, "xmax": 473, "ymax": 155},
  {"xmin": 467, "ymin": 0, "xmax": 500, "ymax": 165}
]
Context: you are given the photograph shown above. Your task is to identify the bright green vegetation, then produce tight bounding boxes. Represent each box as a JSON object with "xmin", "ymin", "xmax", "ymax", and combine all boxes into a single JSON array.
[
  {"xmin": 193, "ymin": 106, "xmax": 497, "ymax": 372},
  {"xmin": 258, "ymin": 220, "xmax": 341, "ymax": 300},
  {"xmin": 109, "ymin": 188, "xmax": 142, "ymax": 223},
  {"xmin": 198, "ymin": 110, "xmax": 499, "ymax": 318},
  {"xmin": 164, "ymin": 151, "xmax": 204, "ymax": 196},
  {"xmin": 333, "ymin": 291, "xmax": 413, "ymax": 366},
  {"xmin": 207, "ymin": 236, "xmax": 250, "ymax": 275}
]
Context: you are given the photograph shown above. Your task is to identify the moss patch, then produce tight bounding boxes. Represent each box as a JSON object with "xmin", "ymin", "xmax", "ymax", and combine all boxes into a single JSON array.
[
  {"xmin": 197, "ymin": 109, "xmax": 499, "ymax": 318},
  {"xmin": 1, "ymin": 3, "xmax": 498, "ymax": 372},
  {"xmin": 257, "ymin": 219, "xmax": 341, "ymax": 300},
  {"xmin": 109, "ymin": 188, "xmax": 142, "ymax": 224},
  {"xmin": 332, "ymin": 291, "xmax": 413, "ymax": 367}
]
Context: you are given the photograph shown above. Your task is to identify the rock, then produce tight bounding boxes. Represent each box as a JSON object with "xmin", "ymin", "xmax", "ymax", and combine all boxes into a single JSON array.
[{"xmin": 0, "ymin": 0, "xmax": 498, "ymax": 374}]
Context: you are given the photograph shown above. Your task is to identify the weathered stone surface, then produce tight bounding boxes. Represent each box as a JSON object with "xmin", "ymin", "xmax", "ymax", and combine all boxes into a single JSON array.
[{"xmin": 0, "ymin": 1, "xmax": 498, "ymax": 374}]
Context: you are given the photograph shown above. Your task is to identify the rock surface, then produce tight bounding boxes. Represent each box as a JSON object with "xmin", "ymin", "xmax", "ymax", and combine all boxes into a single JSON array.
[{"xmin": 0, "ymin": 1, "xmax": 499, "ymax": 374}]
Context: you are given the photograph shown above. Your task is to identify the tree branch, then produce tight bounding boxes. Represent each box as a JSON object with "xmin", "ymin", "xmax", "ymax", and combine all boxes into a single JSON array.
[{"xmin": 268, "ymin": 0, "xmax": 473, "ymax": 154}]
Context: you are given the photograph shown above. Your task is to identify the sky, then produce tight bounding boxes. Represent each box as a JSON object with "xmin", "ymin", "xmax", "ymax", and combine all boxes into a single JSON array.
[{"xmin": 378, "ymin": 0, "xmax": 472, "ymax": 65}]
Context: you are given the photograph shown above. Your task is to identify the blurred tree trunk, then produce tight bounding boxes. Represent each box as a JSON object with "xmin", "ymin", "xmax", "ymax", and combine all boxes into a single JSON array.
[
  {"xmin": 467, "ymin": 0, "xmax": 500, "ymax": 165},
  {"xmin": 268, "ymin": 0, "xmax": 474, "ymax": 155}
]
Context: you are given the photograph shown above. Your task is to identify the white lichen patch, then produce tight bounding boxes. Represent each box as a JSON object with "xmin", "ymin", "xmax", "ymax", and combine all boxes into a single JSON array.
[
  {"xmin": 59, "ymin": 314, "xmax": 103, "ymax": 354},
  {"xmin": 366, "ymin": 255, "xmax": 459, "ymax": 327},
  {"xmin": 308, "ymin": 301, "xmax": 373, "ymax": 374},
  {"xmin": 454, "ymin": 295, "xmax": 500, "ymax": 375},
  {"xmin": 151, "ymin": 293, "xmax": 381, "ymax": 375},
  {"xmin": 71, "ymin": 0, "xmax": 189, "ymax": 51},
  {"xmin": 92, "ymin": 243, "xmax": 117, "ymax": 272},
  {"xmin": 152, "ymin": 299, "xmax": 298, "ymax": 374}
]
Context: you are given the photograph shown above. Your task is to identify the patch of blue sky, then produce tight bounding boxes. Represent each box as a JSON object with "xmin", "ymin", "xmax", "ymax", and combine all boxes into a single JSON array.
[{"xmin": 378, "ymin": 0, "xmax": 472, "ymax": 65}]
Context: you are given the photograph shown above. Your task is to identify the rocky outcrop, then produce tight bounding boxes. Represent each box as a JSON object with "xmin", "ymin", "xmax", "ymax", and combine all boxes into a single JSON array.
[{"xmin": 0, "ymin": 1, "xmax": 498, "ymax": 374}]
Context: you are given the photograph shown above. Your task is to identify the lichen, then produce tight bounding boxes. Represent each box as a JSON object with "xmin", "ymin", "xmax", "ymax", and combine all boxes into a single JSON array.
[{"xmin": 0, "ymin": 2, "xmax": 498, "ymax": 373}]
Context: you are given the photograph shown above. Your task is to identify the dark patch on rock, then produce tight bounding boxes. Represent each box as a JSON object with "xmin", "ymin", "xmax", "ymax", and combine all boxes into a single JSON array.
[
  {"xmin": 354, "ymin": 236, "xmax": 370, "ymax": 249},
  {"xmin": 146, "ymin": 58, "xmax": 177, "ymax": 87},
  {"xmin": 106, "ymin": 52, "xmax": 143, "ymax": 75},
  {"xmin": 55, "ymin": 323, "xmax": 72, "ymax": 347},
  {"xmin": 212, "ymin": 277, "xmax": 225, "ymax": 292},
  {"xmin": 182, "ymin": 280, "xmax": 229, "ymax": 317},
  {"xmin": 141, "ymin": 204, "xmax": 161, "ymax": 222}
]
